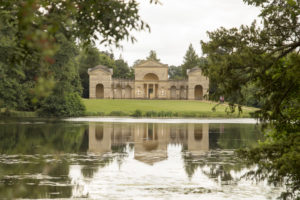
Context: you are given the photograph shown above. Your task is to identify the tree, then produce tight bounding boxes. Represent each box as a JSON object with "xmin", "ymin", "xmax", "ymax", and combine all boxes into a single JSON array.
[
  {"xmin": 201, "ymin": 0, "xmax": 300, "ymax": 198},
  {"xmin": 99, "ymin": 53, "xmax": 116, "ymax": 70},
  {"xmin": 113, "ymin": 56, "xmax": 132, "ymax": 79},
  {"xmin": 0, "ymin": 0, "xmax": 155, "ymax": 116},
  {"xmin": 0, "ymin": 0, "xmax": 152, "ymax": 54},
  {"xmin": 78, "ymin": 45, "xmax": 102, "ymax": 98},
  {"xmin": 78, "ymin": 46, "xmax": 116, "ymax": 98},
  {"xmin": 168, "ymin": 65, "xmax": 184, "ymax": 80},
  {"xmin": 146, "ymin": 50, "xmax": 160, "ymax": 62},
  {"xmin": 181, "ymin": 44, "xmax": 199, "ymax": 77},
  {"xmin": 38, "ymin": 33, "xmax": 85, "ymax": 117}
]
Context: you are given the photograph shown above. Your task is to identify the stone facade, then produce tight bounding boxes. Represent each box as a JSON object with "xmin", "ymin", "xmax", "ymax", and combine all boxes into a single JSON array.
[
  {"xmin": 88, "ymin": 123, "xmax": 210, "ymax": 161},
  {"xmin": 88, "ymin": 60, "xmax": 209, "ymax": 100}
]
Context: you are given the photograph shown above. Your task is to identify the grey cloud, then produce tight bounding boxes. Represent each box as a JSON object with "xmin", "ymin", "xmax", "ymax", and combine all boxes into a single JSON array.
[{"xmin": 97, "ymin": 0, "xmax": 260, "ymax": 66}]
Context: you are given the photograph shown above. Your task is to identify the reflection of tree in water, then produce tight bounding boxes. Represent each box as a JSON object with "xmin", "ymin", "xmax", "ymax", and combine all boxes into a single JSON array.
[
  {"xmin": 80, "ymin": 156, "xmax": 114, "ymax": 178},
  {"xmin": 0, "ymin": 154, "xmax": 73, "ymax": 198},
  {"xmin": 209, "ymin": 124, "xmax": 263, "ymax": 150},
  {"xmin": 182, "ymin": 124, "xmax": 263, "ymax": 183},
  {"xmin": 217, "ymin": 124, "xmax": 263, "ymax": 149},
  {"xmin": 0, "ymin": 122, "xmax": 87, "ymax": 154},
  {"xmin": 0, "ymin": 122, "xmax": 88, "ymax": 199},
  {"xmin": 80, "ymin": 144, "xmax": 129, "ymax": 178},
  {"xmin": 182, "ymin": 150, "xmax": 245, "ymax": 184}
]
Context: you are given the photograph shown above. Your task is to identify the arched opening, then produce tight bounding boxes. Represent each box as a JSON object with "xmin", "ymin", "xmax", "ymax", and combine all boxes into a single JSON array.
[
  {"xmin": 125, "ymin": 85, "xmax": 132, "ymax": 99},
  {"xmin": 143, "ymin": 73, "xmax": 159, "ymax": 81},
  {"xmin": 95, "ymin": 125, "xmax": 103, "ymax": 141},
  {"xmin": 194, "ymin": 85, "xmax": 203, "ymax": 100},
  {"xmin": 96, "ymin": 84, "xmax": 104, "ymax": 99},
  {"xmin": 180, "ymin": 86, "xmax": 185, "ymax": 99},
  {"xmin": 170, "ymin": 86, "xmax": 177, "ymax": 99},
  {"xmin": 194, "ymin": 125, "xmax": 203, "ymax": 141},
  {"xmin": 115, "ymin": 85, "xmax": 122, "ymax": 99}
]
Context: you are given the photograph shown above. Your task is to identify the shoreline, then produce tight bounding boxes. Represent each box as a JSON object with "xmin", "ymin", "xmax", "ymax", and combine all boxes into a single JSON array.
[{"xmin": 65, "ymin": 117, "xmax": 259, "ymax": 124}]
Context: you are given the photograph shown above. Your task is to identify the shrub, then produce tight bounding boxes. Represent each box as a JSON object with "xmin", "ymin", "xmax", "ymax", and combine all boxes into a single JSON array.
[
  {"xmin": 84, "ymin": 111, "xmax": 104, "ymax": 116},
  {"xmin": 145, "ymin": 111, "xmax": 158, "ymax": 117},
  {"xmin": 131, "ymin": 109, "xmax": 142, "ymax": 117},
  {"xmin": 109, "ymin": 111, "xmax": 126, "ymax": 116},
  {"xmin": 38, "ymin": 93, "xmax": 85, "ymax": 117}
]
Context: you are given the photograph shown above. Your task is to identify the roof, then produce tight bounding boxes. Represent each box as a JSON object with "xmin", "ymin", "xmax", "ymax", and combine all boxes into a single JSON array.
[
  {"xmin": 88, "ymin": 65, "xmax": 113, "ymax": 74},
  {"xmin": 134, "ymin": 59, "xmax": 168, "ymax": 68}
]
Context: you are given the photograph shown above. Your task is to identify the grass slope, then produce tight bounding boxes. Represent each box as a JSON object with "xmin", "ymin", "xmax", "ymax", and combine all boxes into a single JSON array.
[{"xmin": 83, "ymin": 99, "xmax": 256, "ymax": 118}]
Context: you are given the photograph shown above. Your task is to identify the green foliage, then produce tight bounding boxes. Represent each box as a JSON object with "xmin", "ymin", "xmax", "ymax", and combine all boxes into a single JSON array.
[
  {"xmin": 201, "ymin": 0, "xmax": 300, "ymax": 198},
  {"xmin": 181, "ymin": 44, "xmax": 199, "ymax": 77},
  {"xmin": 99, "ymin": 53, "xmax": 116, "ymax": 69},
  {"xmin": 39, "ymin": 93, "xmax": 85, "ymax": 117},
  {"xmin": 0, "ymin": 0, "xmax": 154, "ymax": 116},
  {"xmin": 113, "ymin": 56, "xmax": 134, "ymax": 79},
  {"xmin": 131, "ymin": 109, "xmax": 142, "ymax": 117},
  {"xmin": 37, "ymin": 33, "xmax": 85, "ymax": 117},
  {"xmin": 0, "ymin": 0, "xmax": 150, "ymax": 52},
  {"xmin": 168, "ymin": 65, "xmax": 184, "ymax": 80},
  {"xmin": 237, "ymin": 131, "xmax": 300, "ymax": 199},
  {"xmin": 78, "ymin": 45, "xmax": 102, "ymax": 98},
  {"xmin": 109, "ymin": 111, "xmax": 127, "ymax": 116},
  {"xmin": 146, "ymin": 50, "xmax": 160, "ymax": 62}
]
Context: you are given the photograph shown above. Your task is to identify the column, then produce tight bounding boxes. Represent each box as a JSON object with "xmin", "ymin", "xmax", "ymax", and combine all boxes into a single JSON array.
[
  {"xmin": 155, "ymin": 84, "xmax": 158, "ymax": 98},
  {"xmin": 146, "ymin": 84, "xmax": 148, "ymax": 99}
]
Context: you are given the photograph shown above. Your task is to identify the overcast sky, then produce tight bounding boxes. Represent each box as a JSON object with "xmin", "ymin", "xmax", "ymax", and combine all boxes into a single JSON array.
[{"xmin": 97, "ymin": 0, "xmax": 261, "ymax": 66}]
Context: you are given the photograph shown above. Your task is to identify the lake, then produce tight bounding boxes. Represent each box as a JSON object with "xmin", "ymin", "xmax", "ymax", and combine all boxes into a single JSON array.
[{"xmin": 0, "ymin": 118, "xmax": 283, "ymax": 199}]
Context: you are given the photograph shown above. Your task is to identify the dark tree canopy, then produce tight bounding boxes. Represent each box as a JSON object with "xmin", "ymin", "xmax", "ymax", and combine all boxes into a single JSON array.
[
  {"xmin": 78, "ymin": 45, "xmax": 102, "ymax": 98},
  {"xmin": 113, "ymin": 56, "xmax": 134, "ymax": 79},
  {"xmin": 0, "ymin": 0, "xmax": 155, "ymax": 116},
  {"xmin": 201, "ymin": 0, "xmax": 300, "ymax": 198},
  {"xmin": 201, "ymin": 0, "xmax": 300, "ymax": 124},
  {"xmin": 0, "ymin": 0, "xmax": 151, "ymax": 51}
]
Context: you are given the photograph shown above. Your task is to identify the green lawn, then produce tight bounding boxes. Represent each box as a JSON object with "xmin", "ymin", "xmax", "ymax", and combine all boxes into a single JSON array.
[{"xmin": 82, "ymin": 99, "xmax": 256, "ymax": 118}]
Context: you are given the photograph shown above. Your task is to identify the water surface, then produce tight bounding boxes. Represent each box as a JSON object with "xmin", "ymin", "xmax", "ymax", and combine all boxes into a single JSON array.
[{"xmin": 0, "ymin": 119, "xmax": 282, "ymax": 199}]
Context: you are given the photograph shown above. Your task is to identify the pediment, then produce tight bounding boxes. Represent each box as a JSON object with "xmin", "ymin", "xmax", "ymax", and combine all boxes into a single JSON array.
[
  {"xmin": 88, "ymin": 65, "xmax": 113, "ymax": 75},
  {"xmin": 135, "ymin": 60, "xmax": 168, "ymax": 68}
]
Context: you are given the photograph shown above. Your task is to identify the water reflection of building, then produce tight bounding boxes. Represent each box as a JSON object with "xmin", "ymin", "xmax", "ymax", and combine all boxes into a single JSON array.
[
  {"xmin": 88, "ymin": 123, "xmax": 112, "ymax": 154},
  {"xmin": 188, "ymin": 124, "xmax": 209, "ymax": 155},
  {"xmin": 134, "ymin": 123, "xmax": 168, "ymax": 165},
  {"xmin": 88, "ymin": 123, "xmax": 210, "ymax": 163}
]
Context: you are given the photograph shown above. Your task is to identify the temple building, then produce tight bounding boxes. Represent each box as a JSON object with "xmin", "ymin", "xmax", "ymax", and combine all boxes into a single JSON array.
[{"xmin": 88, "ymin": 60, "xmax": 209, "ymax": 100}]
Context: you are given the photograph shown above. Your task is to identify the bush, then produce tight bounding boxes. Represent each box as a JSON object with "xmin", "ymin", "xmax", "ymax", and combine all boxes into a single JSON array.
[
  {"xmin": 84, "ymin": 111, "xmax": 104, "ymax": 116},
  {"xmin": 145, "ymin": 111, "xmax": 158, "ymax": 117},
  {"xmin": 38, "ymin": 93, "xmax": 85, "ymax": 117},
  {"xmin": 131, "ymin": 109, "xmax": 142, "ymax": 117},
  {"xmin": 109, "ymin": 111, "xmax": 126, "ymax": 116},
  {"xmin": 181, "ymin": 112, "xmax": 197, "ymax": 118}
]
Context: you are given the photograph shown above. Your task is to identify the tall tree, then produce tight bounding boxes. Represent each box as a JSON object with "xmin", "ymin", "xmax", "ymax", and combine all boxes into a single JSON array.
[
  {"xmin": 0, "ymin": 0, "xmax": 155, "ymax": 116},
  {"xmin": 146, "ymin": 50, "xmax": 160, "ymax": 62},
  {"xmin": 181, "ymin": 44, "xmax": 199, "ymax": 77},
  {"xmin": 78, "ymin": 45, "xmax": 102, "ymax": 98},
  {"xmin": 113, "ymin": 56, "xmax": 132, "ymax": 79},
  {"xmin": 99, "ymin": 53, "xmax": 116, "ymax": 70},
  {"xmin": 38, "ymin": 33, "xmax": 85, "ymax": 117},
  {"xmin": 201, "ymin": 0, "xmax": 300, "ymax": 198},
  {"xmin": 78, "ymin": 46, "xmax": 116, "ymax": 98}
]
